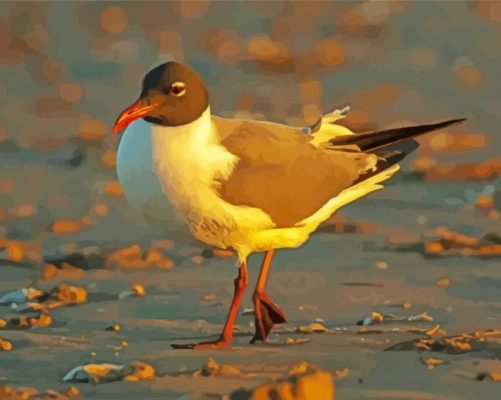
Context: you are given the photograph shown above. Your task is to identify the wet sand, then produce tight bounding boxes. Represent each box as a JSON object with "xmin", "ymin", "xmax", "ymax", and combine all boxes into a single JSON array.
[{"xmin": 1, "ymin": 179, "xmax": 500, "ymax": 399}]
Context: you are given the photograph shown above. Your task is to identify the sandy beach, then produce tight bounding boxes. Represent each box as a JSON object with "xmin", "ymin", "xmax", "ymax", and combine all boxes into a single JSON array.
[{"xmin": 0, "ymin": 1, "xmax": 500, "ymax": 399}]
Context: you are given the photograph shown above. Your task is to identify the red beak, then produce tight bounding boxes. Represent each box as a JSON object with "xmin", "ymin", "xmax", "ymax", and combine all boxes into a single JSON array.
[{"xmin": 113, "ymin": 100, "xmax": 161, "ymax": 134}]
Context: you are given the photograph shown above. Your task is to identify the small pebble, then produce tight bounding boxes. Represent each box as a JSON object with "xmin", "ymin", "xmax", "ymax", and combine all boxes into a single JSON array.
[
  {"xmin": 436, "ymin": 277, "xmax": 451, "ymax": 288},
  {"xmin": 132, "ymin": 284, "xmax": 145, "ymax": 297},
  {"xmin": 202, "ymin": 292, "xmax": 216, "ymax": 301},
  {"xmin": 191, "ymin": 255, "xmax": 204, "ymax": 265},
  {"xmin": 106, "ymin": 324, "xmax": 121, "ymax": 332}
]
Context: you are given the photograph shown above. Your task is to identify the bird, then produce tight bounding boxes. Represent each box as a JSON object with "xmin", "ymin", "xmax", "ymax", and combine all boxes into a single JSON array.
[{"xmin": 113, "ymin": 61, "xmax": 465, "ymax": 350}]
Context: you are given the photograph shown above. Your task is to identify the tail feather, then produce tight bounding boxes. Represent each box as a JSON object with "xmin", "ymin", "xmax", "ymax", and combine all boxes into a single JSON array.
[
  {"xmin": 329, "ymin": 118, "xmax": 467, "ymax": 152},
  {"xmin": 351, "ymin": 148, "xmax": 408, "ymax": 185}
]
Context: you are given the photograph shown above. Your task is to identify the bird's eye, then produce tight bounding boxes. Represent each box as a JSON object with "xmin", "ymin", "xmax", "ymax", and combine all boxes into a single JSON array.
[{"xmin": 171, "ymin": 81, "xmax": 186, "ymax": 97}]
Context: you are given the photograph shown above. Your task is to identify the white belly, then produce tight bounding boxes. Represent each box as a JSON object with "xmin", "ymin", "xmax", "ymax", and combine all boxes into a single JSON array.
[{"xmin": 116, "ymin": 119, "xmax": 176, "ymax": 227}]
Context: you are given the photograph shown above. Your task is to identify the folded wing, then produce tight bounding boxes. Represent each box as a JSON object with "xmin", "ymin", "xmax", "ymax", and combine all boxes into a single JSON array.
[{"xmin": 215, "ymin": 118, "xmax": 377, "ymax": 227}]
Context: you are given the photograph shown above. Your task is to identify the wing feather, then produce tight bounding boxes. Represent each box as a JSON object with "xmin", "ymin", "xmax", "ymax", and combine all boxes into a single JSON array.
[{"xmin": 213, "ymin": 117, "xmax": 376, "ymax": 227}]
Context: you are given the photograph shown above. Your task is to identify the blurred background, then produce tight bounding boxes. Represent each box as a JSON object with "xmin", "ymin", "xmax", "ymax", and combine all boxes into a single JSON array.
[
  {"xmin": 0, "ymin": 0, "xmax": 500, "ymax": 252},
  {"xmin": 0, "ymin": 1, "xmax": 500, "ymax": 399}
]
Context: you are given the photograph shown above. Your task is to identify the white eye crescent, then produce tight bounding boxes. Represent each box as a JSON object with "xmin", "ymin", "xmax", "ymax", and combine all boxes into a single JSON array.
[{"xmin": 171, "ymin": 81, "xmax": 186, "ymax": 97}]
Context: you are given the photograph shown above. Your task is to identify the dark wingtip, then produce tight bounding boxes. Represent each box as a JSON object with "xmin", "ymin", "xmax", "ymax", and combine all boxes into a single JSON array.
[
  {"xmin": 424, "ymin": 117, "xmax": 467, "ymax": 131},
  {"xmin": 444, "ymin": 117, "xmax": 467, "ymax": 125},
  {"xmin": 426, "ymin": 117, "xmax": 467, "ymax": 133}
]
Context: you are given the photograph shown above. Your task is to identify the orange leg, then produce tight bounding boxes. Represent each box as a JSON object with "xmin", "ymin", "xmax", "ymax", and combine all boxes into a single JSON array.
[
  {"xmin": 250, "ymin": 249, "xmax": 287, "ymax": 343},
  {"xmin": 172, "ymin": 262, "xmax": 248, "ymax": 350}
]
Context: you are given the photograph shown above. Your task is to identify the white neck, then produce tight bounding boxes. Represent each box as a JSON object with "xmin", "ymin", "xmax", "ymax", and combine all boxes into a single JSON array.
[
  {"xmin": 150, "ymin": 107, "xmax": 215, "ymax": 147},
  {"xmin": 149, "ymin": 106, "xmax": 238, "ymax": 218}
]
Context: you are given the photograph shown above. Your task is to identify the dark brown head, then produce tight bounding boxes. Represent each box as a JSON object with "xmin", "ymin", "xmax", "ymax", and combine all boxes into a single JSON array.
[{"xmin": 113, "ymin": 62, "xmax": 209, "ymax": 133}]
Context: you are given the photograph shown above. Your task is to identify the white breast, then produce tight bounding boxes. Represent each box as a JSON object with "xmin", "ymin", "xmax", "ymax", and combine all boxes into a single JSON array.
[{"xmin": 116, "ymin": 118, "xmax": 175, "ymax": 227}]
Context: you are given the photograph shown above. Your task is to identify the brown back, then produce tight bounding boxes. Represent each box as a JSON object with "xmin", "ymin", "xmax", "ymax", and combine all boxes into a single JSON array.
[{"xmin": 214, "ymin": 117, "xmax": 375, "ymax": 227}]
